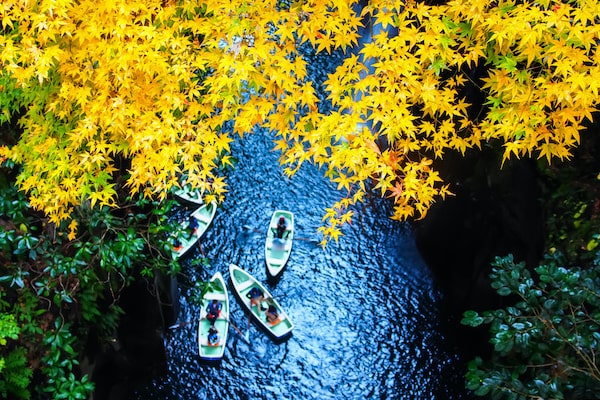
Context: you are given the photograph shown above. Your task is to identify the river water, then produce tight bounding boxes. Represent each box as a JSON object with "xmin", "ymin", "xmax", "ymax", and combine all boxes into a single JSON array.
[{"xmin": 133, "ymin": 130, "xmax": 470, "ymax": 399}]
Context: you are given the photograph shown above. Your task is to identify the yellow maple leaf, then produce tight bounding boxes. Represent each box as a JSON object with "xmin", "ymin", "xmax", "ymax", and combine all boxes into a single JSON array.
[{"xmin": 67, "ymin": 219, "xmax": 78, "ymax": 241}]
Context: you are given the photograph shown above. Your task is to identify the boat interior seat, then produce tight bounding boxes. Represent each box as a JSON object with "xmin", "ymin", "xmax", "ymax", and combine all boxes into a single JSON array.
[
  {"xmin": 205, "ymin": 292, "xmax": 227, "ymax": 301},
  {"xmin": 193, "ymin": 213, "xmax": 212, "ymax": 224},
  {"xmin": 236, "ymin": 279, "xmax": 254, "ymax": 292},
  {"xmin": 267, "ymin": 238, "xmax": 289, "ymax": 251},
  {"xmin": 200, "ymin": 337, "xmax": 223, "ymax": 347}
]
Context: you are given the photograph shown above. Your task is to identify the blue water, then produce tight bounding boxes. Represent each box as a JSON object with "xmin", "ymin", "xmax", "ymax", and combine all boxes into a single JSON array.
[
  {"xmin": 135, "ymin": 13, "xmax": 469, "ymax": 397},
  {"xmin": 133, "ymin": 131, "xmax": 469, "ymax": 399}
]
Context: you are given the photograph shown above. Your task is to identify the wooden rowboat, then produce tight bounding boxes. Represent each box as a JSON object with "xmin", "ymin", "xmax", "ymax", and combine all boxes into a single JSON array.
[
  {"xmin": 228, "ymin": 264, "xmax": 293, "ymax": 340},
  {"xmin": 171, "ymin": 201, "xmax": 217, "ymax": 259},
  {"xmin": 265, "ymin": 210, "xmax": 294, "ymax": 278},
  {"xmin": 198, "ymin": 272, "xmax": 229, "ymax": 361}
]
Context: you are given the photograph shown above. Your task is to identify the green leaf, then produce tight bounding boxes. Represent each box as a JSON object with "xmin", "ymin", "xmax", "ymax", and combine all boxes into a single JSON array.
[
  {"xmin": 462, "ymin": 310, "xmax": 485, "ymax": 327},
  {"xmin": 497, "ymin": 286, "xmax": 512, "ymax": 296}
]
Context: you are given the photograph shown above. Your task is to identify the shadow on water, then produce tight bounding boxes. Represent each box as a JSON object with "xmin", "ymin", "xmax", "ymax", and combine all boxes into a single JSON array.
[{"xmin": 133, "ymin": 131, "xmax": 471, "ymax": 400}]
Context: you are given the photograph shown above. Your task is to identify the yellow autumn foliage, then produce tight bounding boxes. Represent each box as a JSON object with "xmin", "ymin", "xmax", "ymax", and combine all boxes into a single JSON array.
[{"xmin": 0, "ymin": 0, "xmax": 599, "ymax": 242}]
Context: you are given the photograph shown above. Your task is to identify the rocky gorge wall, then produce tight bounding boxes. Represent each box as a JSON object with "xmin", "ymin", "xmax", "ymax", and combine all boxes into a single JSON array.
[
  {"xmin": 413, "ymin": 147, "xmax": 546, "ymax": 358},
  {"xmin": 88, "ymin": 279, "xmax": 171, "ymax": 400}
]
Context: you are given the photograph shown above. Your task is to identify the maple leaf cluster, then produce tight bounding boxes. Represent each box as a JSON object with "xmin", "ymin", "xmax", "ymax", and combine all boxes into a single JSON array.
[
  {"xmin": 0, "ymin": 0, "xmax": 598, "ymax": 242},
  {"xmin": 278, "ymin": 0, "xmax": 600, "ymax": 241}
]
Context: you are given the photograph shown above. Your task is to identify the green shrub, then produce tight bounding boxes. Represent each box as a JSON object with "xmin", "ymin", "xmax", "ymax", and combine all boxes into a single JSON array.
[
  {"xmin": 463, "ymin": 252, "xmax": 600, "ymax": 400},
  {"xmin": 0, "ymin": 170, "xmax": 177, "ymax": 398}
]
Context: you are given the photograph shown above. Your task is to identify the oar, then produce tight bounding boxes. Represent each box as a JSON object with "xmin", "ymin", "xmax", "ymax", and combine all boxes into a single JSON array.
[
  {"xmin": 168, "ymin": 321, "xmax": 191, "ymax": 329},
  {"xmin": 294, "ymin": 237, "xmax": 320, "ymax": 243},
  {"xmin": 243, "ymin": 225, "xmax": 262, "ymax": 234},
  {"xmin": 227, "ymin": 317, "xmax": 251, "ymax": 345},
  {"xmin": 246, "ymin": 312, "xmax": 251, "ymax": 342},
  {"xmin": 242, "ymin": 224, "xmax": 319, "ymax": 243}
]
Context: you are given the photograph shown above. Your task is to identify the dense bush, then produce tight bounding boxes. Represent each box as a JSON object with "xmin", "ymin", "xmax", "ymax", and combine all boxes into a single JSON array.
[
  {"xmin": 463, "ymin": 251, "xmax": 600, "ymax": 400},
  {"xmin": 0, "ymin": 170, "xmax": 177, "ymax": 399}
]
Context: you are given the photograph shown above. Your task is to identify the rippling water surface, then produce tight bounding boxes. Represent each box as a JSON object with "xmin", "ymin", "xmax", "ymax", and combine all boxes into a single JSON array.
[{"xmin": 133, "ymin": 131, "xmax": 469, "ymax": 399}]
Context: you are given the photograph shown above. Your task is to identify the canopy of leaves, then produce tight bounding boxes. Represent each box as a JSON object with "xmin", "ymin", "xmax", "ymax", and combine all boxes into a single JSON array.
[
  {"xmin": 1, "ymin": 0, "xmax": 599, "ymax": 242},
  {"xmin": 288, "ymin": 0, "xmax": 600, "ymax": 239}
]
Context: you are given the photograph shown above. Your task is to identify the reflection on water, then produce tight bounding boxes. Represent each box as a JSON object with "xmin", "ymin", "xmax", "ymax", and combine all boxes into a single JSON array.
[{"xmin": 134, "ymin": 132, "xmax": 469, "ymax": 399}]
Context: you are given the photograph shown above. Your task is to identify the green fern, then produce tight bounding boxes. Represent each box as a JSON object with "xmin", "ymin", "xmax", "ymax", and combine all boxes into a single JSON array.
[
  {"xmin": 0, "ymin": 347, "xmax": 32, "ymax": 400},
  {"xmin": 0, "ymin": 313, "xmax": 31, "ymax": 399}
]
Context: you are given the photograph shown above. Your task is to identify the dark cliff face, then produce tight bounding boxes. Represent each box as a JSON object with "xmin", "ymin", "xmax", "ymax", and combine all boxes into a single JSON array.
[
  {"xmin": 91, "ymin": 280, "xmax": 169, "ymax": 400},
  {"xmin": 413, "ymin": 147, "xmax": 545, "ymax": 357}
]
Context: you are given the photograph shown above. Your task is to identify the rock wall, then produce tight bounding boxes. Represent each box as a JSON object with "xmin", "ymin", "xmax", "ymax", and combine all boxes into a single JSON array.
[
  {"xmin": 413, "ymin": 147, "xmax": 545, "ymax": 358},
  {"xmin": 90, "ymin": 279, "xmax": 171, "ymax": 400}
]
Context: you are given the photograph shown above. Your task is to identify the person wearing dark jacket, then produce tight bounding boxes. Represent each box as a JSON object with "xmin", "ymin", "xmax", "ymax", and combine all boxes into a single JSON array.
[
  {"xmin": 246, "ymin": 286, "xmax": 266, "ymax": 311},
  {"xmin": 274, "ymin": 216, "xmax": 288, "ymax": 239},
  {"xmin": 206, "ymin": 299, "xmax": 222, "ymax": 325}
]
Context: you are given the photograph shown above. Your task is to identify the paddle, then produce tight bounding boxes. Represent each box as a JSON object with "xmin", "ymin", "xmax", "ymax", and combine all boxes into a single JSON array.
[
  {"xmin": 227, "ymin": 317, "xmax": 251, "ymax": 345},
  {"xmin": 242, "ymin": 224, "xmax": 319, "ymax": 243},
  {"xmin": 246, "ymin": 312, "xmax": 251, "ymax": 341},
  {"xmin": 242, "ymin": 224, "xmax": 263, "ymax": 235},
  {"xmin": 168, "ymin": 321, "xmax": 191, "ymax": 329},
  {"xmin": 295, "ymin": 236, "xmax": 321, "ymax": 243}
]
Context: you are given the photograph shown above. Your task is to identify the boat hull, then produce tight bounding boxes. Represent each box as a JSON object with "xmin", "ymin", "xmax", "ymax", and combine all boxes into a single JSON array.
[
  {"xmin": 198, "ymin": 272, "xmax": 229, "ymax": 361},
  {"xmin": 265, "ymin": 210, "xmax": 294, "ymax": 278},
  {"xmin": 172, "ymin": 201, "xmax": 217, "ymax": 259},
  {"xmin": 172, "ymin": 185, "xmax": 204, "ymax": 206},
  {"xmin": 228, "ymin": 264, "xmax": 293, "ymax": 340}
]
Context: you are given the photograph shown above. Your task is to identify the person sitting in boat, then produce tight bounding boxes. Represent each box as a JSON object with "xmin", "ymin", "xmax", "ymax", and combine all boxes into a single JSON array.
[
  {"xmin": 246, "ymin": 286, "xmax": 266, "ymax": 311},
  {"xmin": 172, "ymin": 238, "xmax": 183, "ymax": 252},
  {"xmin": 274, "ymin": 216, "xmax": 288, "ymax": 239},
  {"xmin": 188, "ymin": 216, "xmax": 199, "ymax": 235},
  {"xmin": 207, "ymin": 326, "xmax": 219, "ymax": 345},
  {"xmin": 265, "ymin": 304, "xmax": 279, "ymax": 324},
  {"xmin": 206, "ymin": 299, "xmax": 222, "ymax": 325}
]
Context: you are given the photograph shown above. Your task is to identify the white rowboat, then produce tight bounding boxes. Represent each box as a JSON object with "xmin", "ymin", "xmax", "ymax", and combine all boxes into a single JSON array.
[
  {"xmin": 265, "ymin": 210, "xmax": 294, "ymax": 278},
  {"xmin": 198, "ymin": 272, "xmax": 229, "ymax": 360},
  {"xmin": 171, "ymin": 201, "xmax": 217, "ymax": 259},
  {"xmin": 228, "ymin": 264, "xmax": 293, "ymax": 340}
]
